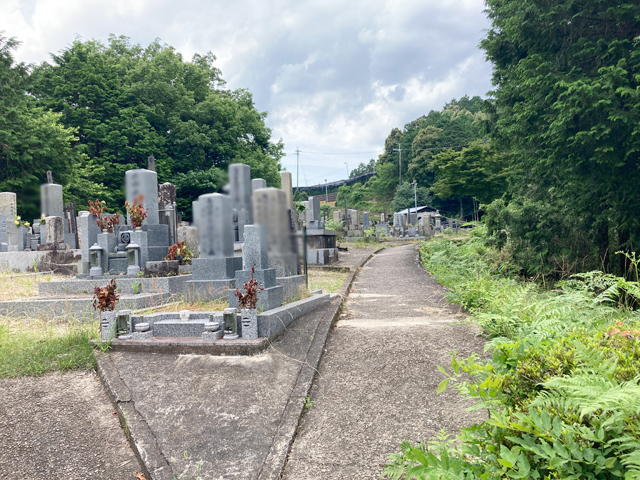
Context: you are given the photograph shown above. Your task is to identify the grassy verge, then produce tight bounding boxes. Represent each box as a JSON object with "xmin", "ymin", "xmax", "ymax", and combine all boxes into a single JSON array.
[
  {"xmin": 308, "ymin": 269, "xmax": 349, "ymax": 293},
  {"xmin": 0, "ymin": 272, "xmax": 72, "ymax": 302},
  {"xmin": 0, "ymin": 317, "xmax": 98, "ymax": 379},
  {"xmin": 384, "ymin": 226, "xmax": 640, "ymax": 479}
]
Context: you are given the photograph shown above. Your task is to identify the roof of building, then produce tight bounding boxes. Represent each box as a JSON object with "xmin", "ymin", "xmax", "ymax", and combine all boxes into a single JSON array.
[{"xmin": 394, "ymin": 206, "xmax": 437, "ymax": 215}]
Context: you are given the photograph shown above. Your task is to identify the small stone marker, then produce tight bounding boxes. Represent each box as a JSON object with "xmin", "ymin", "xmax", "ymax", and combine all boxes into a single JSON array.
[
  {"xmin": 306, "ymin": 197, "xmax": 323, "ymax": 230},
  {"xmin": 45, "ymin": 216, "xmax": 64, "ymax": 244},
  {"xmin": 252, "ymin": 178, "xmax": 267, "ymax": 191},
  {"xmin": 147, "ymin": 155, "xmax": 156, "ymax": 172},
  {"xmin": 0, "ymin": 213, "xmax": 7, "ymax": 252},
  {"xmin": 46, "ymin": 170, "xmax": 53, "ymax": 184}
]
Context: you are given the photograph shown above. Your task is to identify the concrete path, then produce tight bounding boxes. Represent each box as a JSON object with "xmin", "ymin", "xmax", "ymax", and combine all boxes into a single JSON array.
[
  {"xmin": 283, "ymin": 244, "xmax": 486, "ymax": 479},
  {"xmin": 0, "ymin": 371, "xmax": 143, "ymax": 479}
]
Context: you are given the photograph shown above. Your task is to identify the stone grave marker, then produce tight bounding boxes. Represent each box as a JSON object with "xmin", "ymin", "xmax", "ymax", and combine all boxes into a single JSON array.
[
  {"xmin": 363, "ymin": 212, "xmax": 370, "ymax": 229},
  {"xmin": 228, "ymin": 163, "xmax": 253, "ymax": 242},
  {"xmin": 0, "ymin": 192, "xmax": 17, "ymax": 248},
  {"xmin": 125, "ymin": 169, "xmax": 159, "ymax": 225},
  {"xmin": 0, "ymin": 213, "xmax": 7, "ymax": 252},
  {"xmin": 306, "ymin": 197, "xmax": 323, "ymax": 230},
  {"xmin": 252, "ymin": 178, "xmax": 267, "ymax": 191}
]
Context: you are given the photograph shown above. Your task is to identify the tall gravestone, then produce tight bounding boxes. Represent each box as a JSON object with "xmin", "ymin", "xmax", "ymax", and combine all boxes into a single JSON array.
[
  {"xmin": 125, "ymin": 168, "xmax": 169, "ymax": 261},
  {"xmin": 0, "ymin": 193, "xmax": 17, "ymax": 250},
  {"xmin": 253, "ymin": 188, "xmax": 298, "ymax": 277},
  {"xmin": 228, "ymin": 224, "xmax": 283, "ymax": 312},
  {"xmin": 363, "ymin": 212, "xmax": 370, "ymax": 229},
  {"xmin": 79, "ymin": 213, "xmax": 101, "ymax": 275},
  {"xmin": 228, "ymin": 163, "xmax": 253, "ymax": 243},
  {"xmin": 158, "ymin": 182, "xmax": 177, "ymax": 245},
  {"xmin": 306, "ymin": 197, "xmax": 323, "ymax": 230},
  {"xmin": 185, "ymin": 193, "xmax": 242, "ymax": 300}
]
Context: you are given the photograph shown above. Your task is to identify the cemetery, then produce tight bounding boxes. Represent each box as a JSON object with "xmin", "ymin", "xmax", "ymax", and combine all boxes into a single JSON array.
[{"xmin": 0, "ymin": 159, "xmax": 343, "ymax": 354}]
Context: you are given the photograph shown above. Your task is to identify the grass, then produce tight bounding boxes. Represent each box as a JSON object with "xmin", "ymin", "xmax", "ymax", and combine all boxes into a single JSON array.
[
  {"xmin": 138, "ymin": 298, "xmax": 228, "ymax": 314},
  {"xmin": 0, "ymin": 271, "xmax": 72, "ymax": 302},
  {"xmin": 0, "ymin": 316, "xmax": 98, "ymax": 379},
  {"xmin": 308, "ymin": 269, "xmax": 349, "ymax": 293}
]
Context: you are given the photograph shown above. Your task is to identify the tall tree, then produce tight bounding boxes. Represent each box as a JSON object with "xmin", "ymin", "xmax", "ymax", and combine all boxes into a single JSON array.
[
  {"xmin": 0, "ymin": 33, "xmax": 85, "ymax": 220},
  {"xmin": 481, "ymin": 0, "xmax": 640, "ymax": 275},
  {"xmin": 30, "ymin": 35, "xmax": 283, "ymax": 215}
]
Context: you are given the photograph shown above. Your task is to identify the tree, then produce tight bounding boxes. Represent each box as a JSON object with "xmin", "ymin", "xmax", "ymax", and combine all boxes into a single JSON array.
[
  {"xmin": 30, "ymin": 35, "xmax": 283, "ymax": 212},
  {"xmin": 0, "ymin": 33, "xmax": 86, "ymax": 220},
  {"xmin": 391, "ymin": 182, "xmax": 431, "ymax": 213},
  {"xmin": 429, "ymin": 141, "xmax": 509, "ymax": 219},
  {"xmin": 349, "ymin": 159, "xmax": 376, "ymax": 178},
  {"xmin": 481, "ymin": 0, "xmax": 640, "ymax": 276}
]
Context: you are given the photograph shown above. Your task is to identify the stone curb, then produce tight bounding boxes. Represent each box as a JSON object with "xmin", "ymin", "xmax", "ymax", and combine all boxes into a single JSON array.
[
  {"xmin": 257, "ymin": 248, "xmax": 381, "ymax": 479},
  {"xmin": 96, "ymin": 355, "xmax": 174, "ymax": 480}
]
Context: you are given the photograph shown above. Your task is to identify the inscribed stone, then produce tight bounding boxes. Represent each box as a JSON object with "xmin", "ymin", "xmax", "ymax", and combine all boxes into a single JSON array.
[
  {"xmin": 125, "ymin": 169, "xmax": 159, "ymax": 225},
  {"xmin": 194, "ymin": 193, "xmax": 233, "ymax": 258}
]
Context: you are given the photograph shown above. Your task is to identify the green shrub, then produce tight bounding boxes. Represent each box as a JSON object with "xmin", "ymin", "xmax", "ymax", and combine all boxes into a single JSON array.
[{"xmin": 384, "ymin": 231, "xmax": 640, "ymax": 479}]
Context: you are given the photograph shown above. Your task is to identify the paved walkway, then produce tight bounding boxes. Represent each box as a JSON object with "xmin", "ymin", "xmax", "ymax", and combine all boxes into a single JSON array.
[{"xmin": 283, "ymin": 244, "xmax": 486, "ymax": 479}]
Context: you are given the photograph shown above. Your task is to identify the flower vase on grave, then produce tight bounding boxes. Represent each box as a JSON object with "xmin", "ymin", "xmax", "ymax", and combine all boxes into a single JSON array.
[
  {"xmin": 240, "ymin": 308, "xmax": 258, "ymax": 340},
  {"xmin": 223, "ymin": 308, "xmax": 239, "ymax": 339}
]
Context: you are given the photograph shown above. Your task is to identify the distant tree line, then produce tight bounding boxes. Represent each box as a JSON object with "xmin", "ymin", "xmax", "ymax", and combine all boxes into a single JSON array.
[{"xmin": 0, "ymin": 33, "xmax": 283, "ymax": 220}]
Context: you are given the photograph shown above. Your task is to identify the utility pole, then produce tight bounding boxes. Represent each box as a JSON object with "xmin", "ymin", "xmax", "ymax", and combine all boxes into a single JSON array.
[
  {"xmin": 296, "ymin": 147, "xmax": 300, "ymax": 192},
  {"xmin": 412, "ymin": 179, "xmax": 417, "ymax": 226},
  {"xmin": 393, "ymin": 143, "xmax": 402, "ymax": 185},
  {"xmin": 344, "ymin": 162, "xmax": 349, "ymax": 178},
  {"xmin": 325, "ymin": 179, "xmax": 328, "ymax": 203}
]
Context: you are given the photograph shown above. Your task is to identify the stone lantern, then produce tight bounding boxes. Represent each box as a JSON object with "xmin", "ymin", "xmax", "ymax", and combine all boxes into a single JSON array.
[
  {"xmin": 89, "ymin": 243, "xmax": 104, "ymax": 277},
  {"xmin": 126, "ymin": 242, "xmax": 141, "ymax": 276}
]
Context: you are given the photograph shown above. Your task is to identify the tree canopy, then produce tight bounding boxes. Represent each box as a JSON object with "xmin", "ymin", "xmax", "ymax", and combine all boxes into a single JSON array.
[{"xmin": 19, "ymin": 35, "xmax": 283, "ymax": 219}]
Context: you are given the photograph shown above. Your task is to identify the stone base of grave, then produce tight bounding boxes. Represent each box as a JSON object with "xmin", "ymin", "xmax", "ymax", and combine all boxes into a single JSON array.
[
  {"xmin": 307, "ymin": 248, "xmax": 338, "ymax": 265},
  {"xmin": 277, "ymin": 275, "xmax": 307, "ymax": 303},
  {"xmin": 184, "ymin": 279, "xmax": 237, "ymax": 301},
  {"xmin": 234, "ymin": 268, "xmax": 276, "ymax": 289},
  {"xmin": 269, "ymin": 253, "xmax": 298, "ymax": 277},
  {"xmin": 37, "ymin": 242, "xmax": 68, "ymax": 251},
  {"xmin": 228, "ymin": 285, "xmax": 284, "ymax": 311},
  {"xmin": 106, "ymin": 252, "xmax": 128, "ymax": 273},
  {"xmin": 191, "ymin": 256, "xmax": 242, "ymax": 281},
  {"xmin": 144, "ymin": 260, "xmax": 179, "ymax": 277}
]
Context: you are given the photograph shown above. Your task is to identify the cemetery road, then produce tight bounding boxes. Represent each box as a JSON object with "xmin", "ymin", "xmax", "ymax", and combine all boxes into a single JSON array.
[{"xmin": 283, "ymin": 243, "xmax": 486, "ymax": 479}]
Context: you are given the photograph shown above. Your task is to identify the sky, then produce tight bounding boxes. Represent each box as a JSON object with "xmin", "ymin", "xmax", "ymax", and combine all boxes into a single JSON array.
[{"xmin": 2, "ymin": 0, "xmax": 494, "ymax": 186}]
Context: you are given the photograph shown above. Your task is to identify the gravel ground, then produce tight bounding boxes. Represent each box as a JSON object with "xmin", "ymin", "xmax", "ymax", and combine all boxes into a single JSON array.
[
  {"xmin": 0, "ymin": 369, "xmax": 143, "ymax": 479},
  {"xmin": 283, "ymin": 244, "xmax": 486, "ymax": 479}
]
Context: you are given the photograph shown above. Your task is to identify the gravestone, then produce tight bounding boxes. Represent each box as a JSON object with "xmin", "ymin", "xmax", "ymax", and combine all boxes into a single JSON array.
[
  {"xmin": 253, "ymin": 188, "xmax": 297, "ymax": 277},
  {"xmin": 252, "ymin": 178, "xmax": 267, "ymax": 191},
  {"xmin": 40, "ymin": 177, "xmax": 64, "ymax": 218},
  {"xmin": 280, "ymin": 172, "xmax": 294, "ymax": 212},
  {"xmin": 228, "ymin": 163, "xmax": 253, "ymax": 243},
  {"xmin": 333, "ymin": 210, "xmax": 343, "ymax": 223},
  {"xmin": 158, "ymin": 182, "xmax": 177, "ymax": 244},
  {"xmin": 79, "ymin": 213, "xmax": 102, "ymax": 274},
  {"xmin": 45, "ymin": 216, "xmax": 64, "ymax": 245},
  {"xmin": 177, "ymin": 225, "xmax": 199, "ymax": 258},
  {"xmin": 0, "ymin": 193, "xmax": 17, "ymax": 249},
  {"xmin": 125, "ymin": 169, "xmax": 159, "ymax": 225},
  {"xmin": 0, "ymin": 214, "xmax": 7, "ymax": 252},
  {"xmin": 147, "ymin": 155, "xmax": 156, "ymax": 172},
  {"xmin": 228, "ymin": 224, "xmax": 283, "ymax": 312},
  {"xmin": 185, "ymin": 193, "xmax": 242, "ymax": 300},
  {"xmin": 349, "ymin": 210, "xmax": 359, "ymax": 228},
  {"xmin": 363, "ymin": 212, "xmax": 370, "ymax": 229},
  {"xmin": 63, "ymin": 202, "xmax": 78, "ymax": 249},
  {"xmin": 306, "ymin": 197, "xmax": 324, "ymax": 230}
]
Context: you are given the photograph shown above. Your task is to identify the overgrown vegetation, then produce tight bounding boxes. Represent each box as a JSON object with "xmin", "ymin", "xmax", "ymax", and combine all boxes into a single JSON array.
[
  {"xmin": 0, "ymin": 317, "xmax": 97, "ymax": 378},
  {"xmin": 384, "ymin": 230, "xmax": 640, "ymax": 479}
]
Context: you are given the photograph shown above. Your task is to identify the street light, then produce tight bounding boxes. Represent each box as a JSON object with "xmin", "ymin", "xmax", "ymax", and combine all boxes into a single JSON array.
[
  {"xmin": 325, "ymin": 179, "xmax": 328, "ymax": 203},
  {"xmin": 344, "ymin": 162, "xmax": 349, "ymax": 178}
]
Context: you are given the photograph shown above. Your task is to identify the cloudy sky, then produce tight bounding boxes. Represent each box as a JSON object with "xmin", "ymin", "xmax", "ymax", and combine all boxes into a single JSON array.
[{"xmin": 2, "ymin": 0, "xmax": 493, "ymax": 185}]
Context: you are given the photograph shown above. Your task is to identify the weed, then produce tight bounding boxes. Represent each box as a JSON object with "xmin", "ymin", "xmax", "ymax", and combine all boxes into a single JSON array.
[
  {"xmin": 132, "ymin": 282, "xmax": 142, "ymax": 295},
  {"xmin": 302, "ymin": 396, "xmax": 316, "ymax": 410}
]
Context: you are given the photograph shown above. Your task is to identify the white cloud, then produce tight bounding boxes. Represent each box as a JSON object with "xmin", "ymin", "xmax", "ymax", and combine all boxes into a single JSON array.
[{"xmin": 1, "ymin": 0, "xmax": 493, "ymax": 184}]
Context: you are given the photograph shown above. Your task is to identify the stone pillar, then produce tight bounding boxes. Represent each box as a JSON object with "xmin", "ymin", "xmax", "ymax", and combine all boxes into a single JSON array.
[
  {"xmin": 306, "ymin": 197, "xmax": 323, "ymax": 230},
  {"xmin": 0, "ymin": 214, "xmax": 7, "ymax": 252},
  {"xmin": 363, "ymin": 212, "xmax": 370, "ymax": 229},
  {"xmin": 280, "ymin": 172, "xmax": 294, "ymax": 212},
  {"xmin": 228, "ymin": 163, "xmax": 253, "ymax": 243},
  {"xmin": 0, "ymin": 192, "xmax": 17, "ymax": 249}
]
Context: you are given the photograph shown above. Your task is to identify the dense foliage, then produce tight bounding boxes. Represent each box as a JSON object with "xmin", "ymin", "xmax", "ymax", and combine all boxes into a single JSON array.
[
  {"xmin": 1, "ymin": 33, "xmax": 283, "ymax": 220},
  {"xmin": 481, "ymin": 0, "xmax": 640, "ymax": 277},
  {"xmin": 0, "ymin": 34, "xmax": 84, "ymax": 220},
  {"xmin": 384, "ymin": 233, "xmax": 640, "ymax": 479}
]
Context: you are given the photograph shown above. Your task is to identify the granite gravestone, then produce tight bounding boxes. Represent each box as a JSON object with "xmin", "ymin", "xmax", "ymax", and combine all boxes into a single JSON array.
[
  {"xmin": 228, "ymin": 163, "xmax": 253, "ymax": 243},
  {"xmin": 228, "ymin": 224, "xmax": 283, "ymax": 312},
  {"xmin": 251, "ymin": 178, "xmax": 267, "ymax": 191},
  {"xmin": 185, "ymin": 193, "xmax": 242, "ymax": 300},
  {"xmin": 306, "ymin": 197, "xmax": 323, "ymax": 230},
  {"xmin": 125, "ymin": 169, "xmax": 159, "ymax": 225},
  {"xmin": 333, "ymin": 210, "xmax": 342, "ymax": 223},
  {"xmin": 0, "ymin": 192, "xmax": 17, "ymax": 249},
  {"xmin": 0, "ymin": 214, "xmax": 7, "ymax": 252},
  {"xmin": 252, "ymin": 188, "xmax": 297, "ymax": 277},
  {"xmin": 79, "ymin": 213, "xmax": 101, "ymax": 274},
  {"xmin": 363, "ymin": 212, "xmax": 370, "ymax": 229},
  {"xmin": 280, "ymin": 172, "xmax": 294, "ymax": 212}
]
